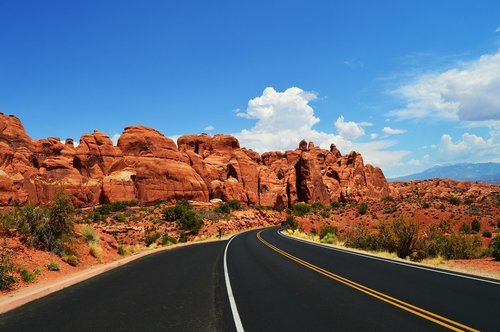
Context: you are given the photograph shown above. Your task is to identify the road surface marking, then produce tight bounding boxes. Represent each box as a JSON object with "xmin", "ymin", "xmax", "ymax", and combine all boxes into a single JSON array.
[
  {"xmin": 279, "ymin": 229, "xmax": 500, "ymax": 285},
  {"xmin": 258, "ymin": 230, "xmax": 479, "ymax": 332},
  {"xmin": 224, "ymin": 234, "xmax": 245, "ymax": 332}
]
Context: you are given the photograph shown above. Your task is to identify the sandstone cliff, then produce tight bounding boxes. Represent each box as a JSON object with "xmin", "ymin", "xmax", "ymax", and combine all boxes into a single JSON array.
[{"xmin": 0, "ymin": 113, "xmax": 390, "ymax": 208}]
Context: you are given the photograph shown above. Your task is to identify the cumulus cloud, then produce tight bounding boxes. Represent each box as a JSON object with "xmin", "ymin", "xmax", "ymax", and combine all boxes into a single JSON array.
[
  {"xmin": 334, "ymin": 116, "xmax": 365, "ymax": 140},
  {"xmin": 233, "ymin": 87, "xmax": 410, "ymax": 169},
  {"xmin": 383, "ymin": 127, "xmax": 407, "ymax": 135},
  {"xmin": 496, "ymin": 26, "xmax": 500, "ymax": 32},
  {"xmin": 389, "ymin": 50, "xmax": 500, "ymax": 123},
  {"xmin": 438, "ymin": 132, "xmax": 499, "ymax": 161},
  {"xmin": 370, "ymin": 133, "xmax": 378, "ymax": 139},
  {"xmin": 204, "ymin": 125, "xmax": 215, "ymax": 131}
]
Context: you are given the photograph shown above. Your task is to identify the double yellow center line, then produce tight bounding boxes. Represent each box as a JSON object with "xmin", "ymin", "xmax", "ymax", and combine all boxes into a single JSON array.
[{"xmin": 257, "ymin": 230, "xmax": 479, "ymax": 332}]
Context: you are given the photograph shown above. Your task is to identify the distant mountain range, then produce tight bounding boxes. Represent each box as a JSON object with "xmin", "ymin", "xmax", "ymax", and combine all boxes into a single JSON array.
[{"xmin": 389, "ymin": 162, "xmax": 500, "ymax": 183}]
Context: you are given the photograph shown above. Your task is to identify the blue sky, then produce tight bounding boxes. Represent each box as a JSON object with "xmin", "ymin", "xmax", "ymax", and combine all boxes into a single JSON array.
[{"xmin": 1, "ymin": 0, "xmax": 499, "ymax": 177}]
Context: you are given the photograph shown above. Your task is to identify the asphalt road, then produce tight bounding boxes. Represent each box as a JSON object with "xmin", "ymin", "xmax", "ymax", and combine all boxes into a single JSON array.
[
  {"xmin": 1, "ymin": 227, "xmax": 499, "ymax": 331},
  {"xmin": 0, "ymin": 241, "xmax": 234, "ymax": 332}
]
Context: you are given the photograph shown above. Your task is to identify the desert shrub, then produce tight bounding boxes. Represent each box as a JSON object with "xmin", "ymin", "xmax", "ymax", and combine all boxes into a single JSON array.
[
  {"xmin": 117, "ymin": 246, "xmax": 137, "ymax": 256},
  {"xmin": 2, "ymin": 193, "xmax": 76, "ymax": 255},
  {"xmin": 225, "ymin": 200, "xmax": 242, "ymax": 211},
  {"xmin": 255, "ymin": 205, "xmax": 274, "ymax": 211},
  {"xmin": 179, "ymin": 232, "xmax": 188, "ymax": 243},
  {"xmin": 89, "ymin": 242, "xmax": 102, "ymax": 258},
  {"xmin": 378, "ymin": 218, "xmax": 421, "ymax": 259},
  {"xmin": 163, "ymin": 202, "xmax": 203, "ymax": 234},
  {"xmin": 0, "ymin": 242, "xmax": 16, "ymax": 289},
  {"xmin": 449, "ymin": 196, "xmax": 460, "ymax": 205},
  {"xmin": 382, "ymin": 205, "xmax": 397, "ymax": 214},
  {"xmin": 96, "ymin": 200, "xmax": 138, "ymax": 215},
  {"xmin": 439, "ymin": 234, "xmax": 482, "ymax": 259},
  {"xmin": 161, "ymin": 234, "xmax": 177, "ymax": 246},
  {"xmin": 422, "ymin": 202, "xmax": 430, "ymax": 209},
  {"xmin": 61, "ymin": 253, "xmax": 79, "ymax": 266},
  {"xmin": 214, "ymin": 203, "xmax": 231, "ymax": 214},
  {"xmin": 344, "ymin": 224, "xmax": 380, "ymax": 251},
  {"xmin": 87, "ymin": 210, "xmax": 104, "ymax": 223},
  {"xmin": 382, "ymin": 195, "xmax": 394, "ymax": 202},
  {"xmin": 319, "ymin": 210, "xmax": 330, "ymax": 218},
  {"xmin": 358, "ymin": 202, "xmax": 368, "ymax": 215},
  {"xmin": 482, "ymin": 229, "xmax": 492, "ymax": 238},
  {"xmin": 491, "ymin": 237, "xmax": 500, "ymax": 260},
  {"xmin": 285, "ymin": 216, "xmax": 298, "ymax": 230},
  {"xmin": 81, "ymin": 225, "xmax": 99, "ymax": 244},
  {"xmin": 439, "ymin": 220, "xmax": 452, "ymax": 233},
  {"xmin": 320, "ymin": 233, "xmax": 339, "ymax": 244},
  {"xmin": 330, "ymin": 201, "xmax": 341, "ymax": 209},
  {"xmin": 144, "ymin": 233, "xmax": 161, "ymax": 246},
  {"xmin": 459, "ymin": 222, "xmax": 471, "ymax": 234},
  {"xmin": 19, "ymin": 267, "xmax": 40, "ymax": 283},
  {"xmin": 319, "ymin": 225, "xmax": 338, "ymax": 239},
  {"xmin": 311, "ymin": 201, "xmax": 328, "ymax": 211},
  {"xmin": 291, "ymin": 204, "xmax": 312, "ymax": 217},
  {"xmin": 464, "ymin": 199, "xmax": 474, "ymax": 205},
  {"xmin": 115, "ymin": 213, "xmax": 126, "ymax": 222},
  {"xmin": 471, "ymin": 219, "xmax": 481, "ymax": 233},
  {"xmin": 439, "ymin": 204, "xmax": 446, "ymax": 211},
  {"xmin": 47, "ymin": 261, "xmax": 60, "ymax": 271}
]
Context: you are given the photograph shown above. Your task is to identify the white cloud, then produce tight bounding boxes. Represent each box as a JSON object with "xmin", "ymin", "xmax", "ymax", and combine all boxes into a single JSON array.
[
  {"xmin": 233, "ymin": 87, "xmax": 410, "ymax": 169},
  {"xmin": 204, "ymin": 125, "xmax": 215, "ymax": 131},
  {"xmin": 389, "ymin": 50, "xmax": 500, "ymax": 123},
  {"xmin": 111, "ymin": 133, "xmax": 121, "ymax": 146},
  {"xmin": 334, "ymin": 116, "xmax": 365, "ymax": 140},
  {"xmin": 496, "ymin": 26, "xmax": 500, "ymax": 32},
  {"xmin": 438, "ymin": 132, "xmax": 499, "ymax": 161},
  {"xmin": 370, "ymin": 133, "xmax": 378, "ymax": 139},
  {"xmin": 383, "ymin": 127, "xmax": 407, "ymax": 135}
]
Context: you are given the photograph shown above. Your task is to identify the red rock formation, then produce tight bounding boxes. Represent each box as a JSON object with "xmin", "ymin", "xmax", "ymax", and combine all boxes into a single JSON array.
[{"xmin": 0, "ymin": 113, "xmax": 391, "ymax": 208}]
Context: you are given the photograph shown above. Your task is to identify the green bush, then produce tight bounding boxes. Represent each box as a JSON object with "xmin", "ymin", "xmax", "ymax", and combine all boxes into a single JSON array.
[
  {"xmin": 440, "ymin": 234, "xmax": 482, "ymax": 259},
  {"xmin": 0, "ymin": 242, "xmax": 16, "ymax": 289},
  {"xmin": 1, "ymin": 193, "xmax": 76, "ymax": 255},
  {"xmin": 471, "ymin": 219, "xmax": 481, "ymax": 233},
  {"xmin": 459, "ymin": 222, "xmax": 471, "ymax": 234},
  {"xmin": 19, "ymin": 267, "xmax": 40, "ymax": 283},
  {"xmin": 330, "ymin": 201, "xmax": 341, "ymax": 209},
  {"xmin": 89, "ymin": 242, "xmax": 102, "ymax": 258},
  {"xmin": 291, "ymin": 204, "xmax": 312, "ymax": 217},
  {"xmin": 378, "ymin": 218, "xmax": 421, "ymax": 259},
  {"xmin": 449, "ymin": 196, "xmax": 461, "ymax": 205},
  {"xmin": 382, "ymin": 195, "xmax": 394, "ymax": 202},
  {"xmin": 96, "ymin": 200, "xmax": 138, "ymax": 215},
  {"xmin": 422, "ymin": 202, "xmax": 430, "ymax": 209},
  {"xmin": 81, "ymin": 225, "xmax": 99, "ymax": 244},
  {"xmin": 344, "ymin": 224, "xmax": 380, "ymax": 251},
  {"xmin": 61, "ymin": 253, "xmax": 79, "ymax": 266},
  {"xmin": 482, "ymin": 229, "xmax": 492, "ymax": 238},
  {"xmin": 319, "ymin": 210, "xmax": 330, "ymax": 218},
  {"xmin": 115, "ymin": 213, "xmax": 126, "ymax": 222},
  {"xmin": 144, "ymin": 233, "xmax": 161, "ymax": 246},
  {"xmin": 47, "ymin": 261, "xmax": 60, "ymax": 271},
  {"xmin": 179, "ymin": 232, "xmax": 188, "ymax": 243},
  {"xmin": 358, "ymin": 202, "xmax": 368, "ymax": 215},
  {"xmin": 311, "ymin": 201, "xmax": 328, "ymax": 211},
  {"xmin": 161, "ymin": 234, "xmax": 178, "ymax": 246},
  {"xmin": 226, "ymin": 200, "xmax": 242, "ymax": 210},
  {"xmin": 491, "ymin": 237, "xmax": 500, "ymax": 260},
  {"xmin": 320, "ymin": 233, "xmax": 339, "ymax": 244},
  {"xmin": 285, "ymin": 216, "xmax": 298, "ymax": 230},
  {"xmin": 319, "ymin": 225, "xmax": 338, "ymax": 239},
  {"xmin": 163, "ymin": 201, "xmax": 203, "ymax": 235}
]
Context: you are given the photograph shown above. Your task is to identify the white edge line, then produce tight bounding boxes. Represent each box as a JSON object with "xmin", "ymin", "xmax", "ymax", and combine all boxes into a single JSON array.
[
  {"xmin": 278, "ymin": 229, "xmax": 500, "ymax": 286},
  {"xmin": 224, "ymin": 233, "xmax": 245, "ymax": 332}
]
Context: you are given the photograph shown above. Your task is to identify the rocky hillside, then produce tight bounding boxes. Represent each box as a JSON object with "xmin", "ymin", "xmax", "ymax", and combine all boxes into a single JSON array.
[{"xmin": 0, "ymin": 113, "xmax": 390, "ymax": 208}]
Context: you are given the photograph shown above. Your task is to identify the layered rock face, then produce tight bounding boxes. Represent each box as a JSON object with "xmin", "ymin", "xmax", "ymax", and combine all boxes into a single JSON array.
[{"xmin": 0, "ymin": 113, "xmax": 390, "ymax": 208}]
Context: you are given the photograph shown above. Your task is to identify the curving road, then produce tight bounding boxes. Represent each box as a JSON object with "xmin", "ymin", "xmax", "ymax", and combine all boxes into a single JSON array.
[{"xmin": 1, "ymin": 227, "xmax": 499, "ymax": 331}]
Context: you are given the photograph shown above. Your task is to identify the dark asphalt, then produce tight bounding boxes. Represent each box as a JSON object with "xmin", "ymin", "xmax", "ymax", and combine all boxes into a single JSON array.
[
  {"xmin": 227, "ymin": 228, "xmax": 500, "ymax": 332},
  {"xmin": 1, "ymin": 227, "xmax": 499, "ymax": 331},
  {"xmin": 0, "ymin": 241, "xmax": 234, "ymax": 332}
]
